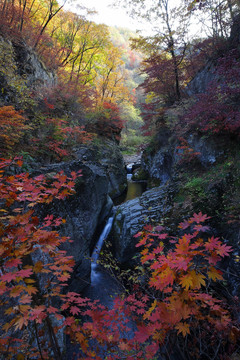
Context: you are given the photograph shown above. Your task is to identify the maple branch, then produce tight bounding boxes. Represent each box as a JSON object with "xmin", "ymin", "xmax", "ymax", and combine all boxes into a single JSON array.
[
  {"xmin": 46, "ymin": 316, "xmax": 63, "ymax": 360},
  {"xmin": 217, "ymin": 266, "xmax": 240, "ymax": 279},
  {"xmin": 212, "ymin": 339, "xmax": 222, "ymax": 360},
  {"xmin": 34, "ymin": 320, "xmax": 44, "ymax": 360}
]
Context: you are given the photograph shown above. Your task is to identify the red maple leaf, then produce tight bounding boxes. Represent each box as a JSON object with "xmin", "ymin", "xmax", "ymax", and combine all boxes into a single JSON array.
[
  {"xmin": 17, "ymin": 268, "xmax": 33, "ymax": 279},
  {"xmin": 30, "ymin": 305, "xmax": 46, "ymax": 322},
  {"xmin": 194, "ymin": 224, "xmax": 210, "ymax": 232},
  {"xmin": 216, "ymin": 243, "xmax": 232, "ymax": 257},
  {"xmin": 190, "ymin": 212, "xmax": 210, "ymax": 224},
  {"xmin": 70, "ymin": 306, "xmax": 81, "ymax": 315},
  {"xmin": 135, "ymin": 325, "xmax": 150, "ymax": 342},
  {"xmin": 5, "ymin": 258, "xmax": 22, "ymax": 268},
  {"xmin": 1, "ymin": 272, "xmax": 18, "ymax": 283},
  {"xmin": 178, "ymin": 219, "xmax": 190, "ymax": 229},
  {"xmin": 205, "ymin": 236, "xmax": 221, "ymax": 251},
  {"xmin": 47, "ymin": 306, "xmax": 59, "ymax": 314}
]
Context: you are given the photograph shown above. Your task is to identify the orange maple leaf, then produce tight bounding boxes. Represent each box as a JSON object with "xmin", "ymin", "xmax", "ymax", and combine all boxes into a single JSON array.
[
  {"xmin": 175, "ymin": 322, "xmax": 190, "ymax": 337},
  {"xmin": 180, "ymin": 273, "xmax": 193, "ymax": 290},
  {"xmin": 14, "ymin": 316, "xmax": 29, "ymax": 330},
  {"xmin": 207, "ymin": 266, "xmax": 223, "ymax": 281},
  {"xmin": 191, "ymin": 270, "xmax": 206, "ymax": 289}
]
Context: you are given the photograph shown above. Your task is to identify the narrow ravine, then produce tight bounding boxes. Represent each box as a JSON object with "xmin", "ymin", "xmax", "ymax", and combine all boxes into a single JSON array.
[
  {"xmin": 114, "ymin": 161, "xmax": 147, "ymax": 205},
  {"xmin": 83, "ymin": 212, "xmax": 123, "ymax": 308},
  {"xmin": 83, "ymin": 159, "xmax": 146, "ymax": 306}
]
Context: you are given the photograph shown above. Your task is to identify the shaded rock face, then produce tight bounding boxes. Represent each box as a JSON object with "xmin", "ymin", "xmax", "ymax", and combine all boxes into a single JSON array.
[
  {"xmin": 111, "ymin": 185, "xmax": 171, "ymax": 267},
  {"xmin": 38, "ymin": 160, "xmax": 109, "ymax": 292},
  {"xmin": 143, "ymin": 149, "xmax": 173, "ymax": 183},
  {"xmin": 74, "ymin": 139, "xmax": 127, "ymax": 199},
  {"xmin": 185, "ymin": 61, "xmax": 217, "ymax": 96},
  {"xmin": 186, "ymin": 134, "xmax": 225, "ymax": 166},
  {"xmin": 141, "ymin": 127, "xmax": 174, "ymax": 183},
  {"xmin": 37, "ymin": 141, "xmax": 126, "ymax": 292},
  {"xmin": 0, "ymin": 36, "xmax": 55, "ymax": 106},
  {"xmin": 13, "ymin": 41, "xmax": 56, "ymax": 88},
  {"xmin": 142, "ymin": 131, "xmax": 225, "ymax": 182}
]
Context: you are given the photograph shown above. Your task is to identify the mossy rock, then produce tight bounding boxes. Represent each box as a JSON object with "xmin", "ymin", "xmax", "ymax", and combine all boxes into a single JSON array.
[{"xmin": 132, "ymin": 168, "xmax": 149, "ymax": 181}]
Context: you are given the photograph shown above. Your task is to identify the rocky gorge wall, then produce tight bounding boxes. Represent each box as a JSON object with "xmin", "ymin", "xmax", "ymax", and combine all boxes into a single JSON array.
[
  {"xmin": 0, "ymin": 36, "xmax": 55, "ymax": 107},
  {"xmin": 110, "ymin": 37, "xmax": 240, "ymax": 299},
  {"xmin": 36, "ymin": 139, "xmax": 127, "ymax": 292},
  {"xmin": 0, "ymin": 34, "xmax": 128, "ymax": 293}
]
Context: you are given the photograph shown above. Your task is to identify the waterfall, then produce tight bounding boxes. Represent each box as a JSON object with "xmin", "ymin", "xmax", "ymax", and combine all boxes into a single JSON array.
[
  {"xmin": 91, "ymin": 214, "xmax": 115, "ymax": 284},
  {"xmin": 126, "ymin": 163, "xmax": 133, "ymax": 180},
  {"xmin": 126, "ymin": 163, "xmax": 133, "ymax": 173}
]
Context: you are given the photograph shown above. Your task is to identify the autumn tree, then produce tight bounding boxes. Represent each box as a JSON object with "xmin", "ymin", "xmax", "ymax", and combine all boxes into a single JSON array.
[
  {"xmin": 120, "ymin": 0, "xmax": 190, "ymax": 102},
  {"xmin": 187, "ymin": 0, "xmax": 240, "ymax": 39},
  {"xmin": 178, "ymin": 49, "xmax": 240, "ymax": 137},
  {"xmin": 0, "ymin": 158, "xmax": 84, "ymax": 358},
  {"xmin": 95, "ymin": 45, "xmax": 131, "ymax": 105},
  {"xmin": 0, "ymin": 0, "xmax": 67, "ymax": 44},
  {"xmin": 0, "ymin": 106, "xmax": 29, "ymax": 155},
  {"xmin": 60, "ymin": 20, "xmax": 110, "ymax": 84}
]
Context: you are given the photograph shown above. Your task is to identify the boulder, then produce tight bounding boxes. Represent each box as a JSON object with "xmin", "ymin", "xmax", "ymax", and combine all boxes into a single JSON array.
[
  {"xmin": 111, "ymin": 184, "xmax": 172, "ymax": 267},
  {"xmin": 186, "ymin": 134, "xmax": 225, "ymax": 166},
  {"xmin": 74, "ymin": 138, "xmax": 127, "ymax": 199},
  {"xmin": 142, "ymin": 127, "xmax": 225, "ymax": 182},
  {"xmin": 142, "ymin": 148, "xmax": 173, "ymax": 183}
]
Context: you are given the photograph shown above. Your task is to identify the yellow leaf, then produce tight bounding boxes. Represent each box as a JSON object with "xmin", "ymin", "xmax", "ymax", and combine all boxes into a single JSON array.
[
  {"xmin": 14, "ymin": 316, "xmax": 28, "ymax": 330},
  {"xmin": 5, "ymin": 307, "xmax": 14, "ymax": 315},
  {"xmin": 175, "ymin": 322, "xmax": 190, "ymax": 337},
  {"xmin": 24, "ymin": 278, "xmax": 35, "ymax": 284},
  {"xmin": 143, "ymin": 299, "xmax": 157, "ymax": 320},
  {"xmin": 10, "ymin": 285, "xmax": 24, "ymax": 297},
  {"xmin": 207, "ymin": 267, "xmax": 223, "ymax": 281},
  {"xmin": 16, "ymin": 160, "xmax": 23, "ymax": 167},
  {"xmin": 191, "ymin": 270, "xmax": 206, "ymax": 289},
  {"xmin": 26, "ymin": 285, "xmax": 38, "ymax": 295},
  {"xmin": 33, "ymin": 261, "xmax": 43, "ymax": 274},
  {"xmin": 179, "ymin": 273, "xmax": 193, "ymax": 290}
]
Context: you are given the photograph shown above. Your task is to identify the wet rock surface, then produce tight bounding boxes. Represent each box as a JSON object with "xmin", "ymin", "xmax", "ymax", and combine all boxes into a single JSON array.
[{"xmin": 37, "ymin": 160, "xmax": 109, "ymax": 292}]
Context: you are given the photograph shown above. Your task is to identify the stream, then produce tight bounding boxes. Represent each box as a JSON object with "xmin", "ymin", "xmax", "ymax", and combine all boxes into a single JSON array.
[
  {"xmin": 113, "ymin": 163, "xmax": 147, "ymax": 205},
  {"xmin": 83, "ymin": 162, "xmax": 146, "ymax": 306},
  {"xmin": 83, "ymin": 213, "xmax": 123, "ymax": 307},
  {"xmin": 68, "ymin": 162, "xmax": 181, "ymax": 360}
]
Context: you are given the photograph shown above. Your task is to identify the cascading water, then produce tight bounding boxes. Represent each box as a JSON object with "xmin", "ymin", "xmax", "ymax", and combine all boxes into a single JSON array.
[
  {"xmin": 85, "ymin": 161, "xmax": 146, "ymax": 304},
  {"xmin": 91, "ymin": 214, "xmax": 115, "ymax": 285},
  {"xmin": 83, "ymin": 210, "xmax": 122, "ymax": 307},
  {"xmin": 126, "ymin": 163, "xmax": 134, "ymax": 180}
]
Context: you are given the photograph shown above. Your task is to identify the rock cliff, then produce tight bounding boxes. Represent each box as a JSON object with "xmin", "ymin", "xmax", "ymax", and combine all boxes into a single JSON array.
[
  {"xmin": 0, "ymin": 35, "xmax": 127, "ymax": 292},
  {"xmin": 0, "ymin": 36, "xmax": 55, "ymax": 106},
  {"xmin": 38, "ymin": 140, "xmax": 127, "ymax": 292},
  {"xmin": 111, "ymin": 28, "xmax": 240, "ymax": 298}
]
